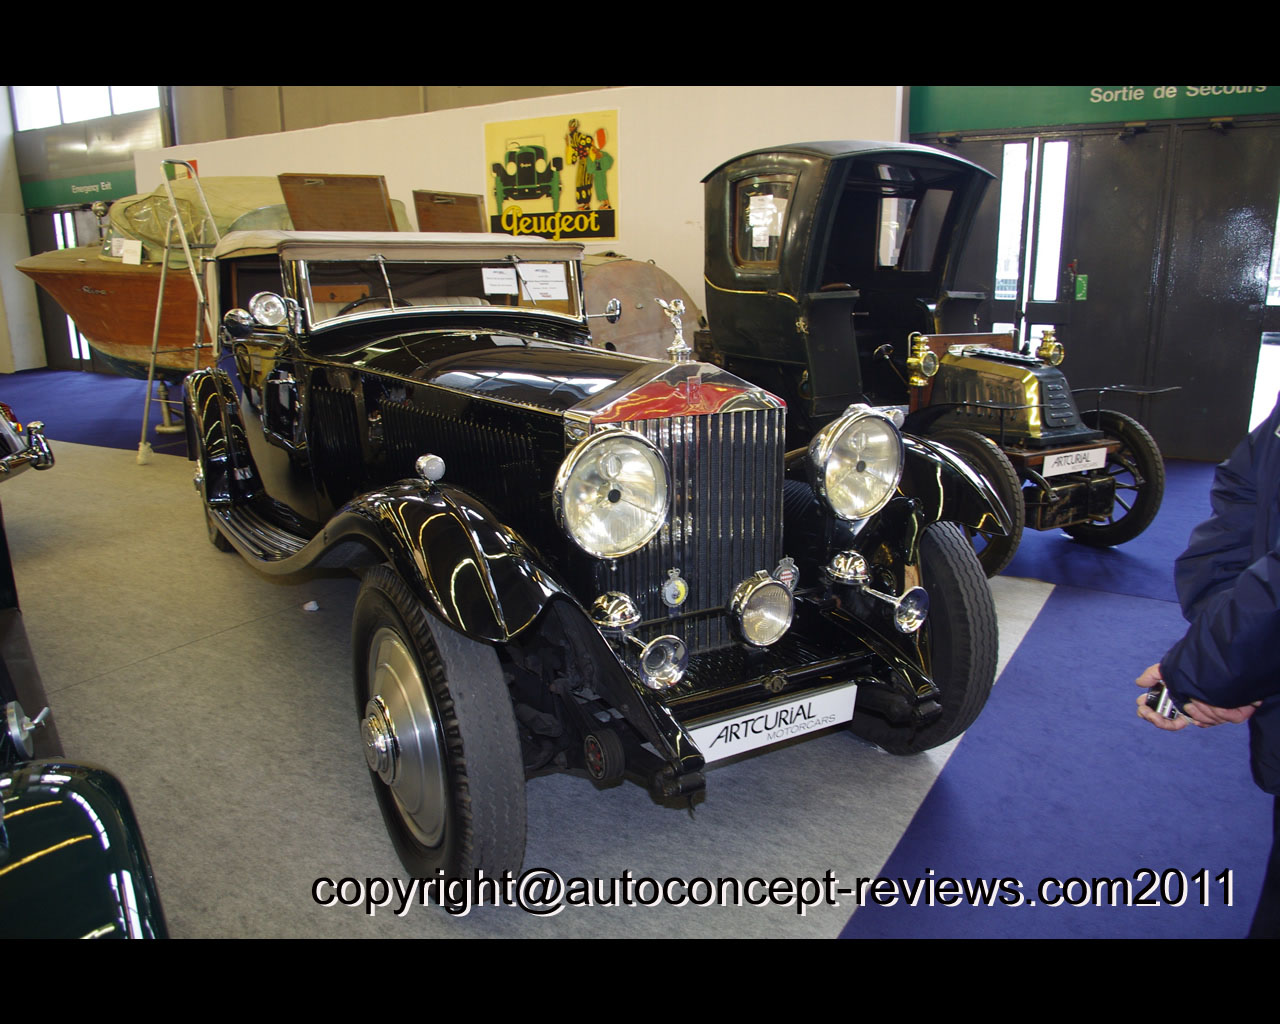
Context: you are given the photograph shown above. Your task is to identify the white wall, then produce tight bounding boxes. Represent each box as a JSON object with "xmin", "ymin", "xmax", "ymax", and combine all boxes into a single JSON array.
[
  {"xmin": 135, "ymin": 86, "xmax": 905, "ymax": 310},
  {"xmin": 0, "ymin": 92, "xmax": 46, "ymax": 372}
]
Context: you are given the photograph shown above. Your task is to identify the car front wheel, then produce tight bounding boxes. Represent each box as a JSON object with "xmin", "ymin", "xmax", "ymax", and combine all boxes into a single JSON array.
[
  {"xmin": 1061, "ymin": 409, "xmax": 1164, "ymax": 547},
  {"xmin": 849, "ymin": 522, "xmax": 998, "ymax": 755},
  {"xmin": 929, "ymin": 427, "xmax": 1025, "ymax": 577},
  {"xmin": 353, "ymin": 565, "xmax": 526, "ymax": 879}
]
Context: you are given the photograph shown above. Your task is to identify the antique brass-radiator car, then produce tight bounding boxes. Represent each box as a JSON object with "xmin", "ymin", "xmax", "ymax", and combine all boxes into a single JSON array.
[{"xmin": 695, "ymin": 141, "xmax": 1168, "ymax": 576}]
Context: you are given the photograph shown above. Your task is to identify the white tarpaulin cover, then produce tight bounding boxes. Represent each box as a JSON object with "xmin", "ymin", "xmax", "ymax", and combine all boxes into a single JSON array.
[
  {"xmin": 104, "ymin": 177, "xmax": 411, "ymax": 266},
  {"xmin": 212, "ymin": 230, "xmax": 584, "ymax": 264}
]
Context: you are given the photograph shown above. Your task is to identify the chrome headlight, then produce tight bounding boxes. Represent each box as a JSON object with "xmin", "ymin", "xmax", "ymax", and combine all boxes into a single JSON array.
[
  {"xmin": 809, "ymin": 405, "xmax": 904, "ymax": 520},
  {"xmin": 248, "ymin": 291, "xmax": 288, "ymax": 327},
  {"xmin": 555, "ymin": 430, "xmax": 668, "ymax": 558},
  {"xmin": 728, "ymin": 571, "xmax": 794, "ymax": 647}
]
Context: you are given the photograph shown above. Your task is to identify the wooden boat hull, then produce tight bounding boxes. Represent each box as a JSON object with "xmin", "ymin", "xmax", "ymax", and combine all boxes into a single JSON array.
[
  {"xmin": 16, "ymin": 247, "xmax": 214, "ymax": 379},
  {"xmin": 19, "ymin": 246, "xmax": 702, "ymax": 376}
]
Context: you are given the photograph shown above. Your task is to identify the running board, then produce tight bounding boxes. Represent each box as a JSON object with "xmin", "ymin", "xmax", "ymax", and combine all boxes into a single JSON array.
[{"xmin": 212, "ymin": 504, "xmax": 308, "ymax": 561}]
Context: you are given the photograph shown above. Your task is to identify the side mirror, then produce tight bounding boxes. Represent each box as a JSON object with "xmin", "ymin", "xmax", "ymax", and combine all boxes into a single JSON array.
[
  {"xmin": 586, "ymin": 297, "xmax": 622, "ymax": 324},
  {"xmin": 223, "ymin": 309, "xmax": 255, "ymax": 338}
]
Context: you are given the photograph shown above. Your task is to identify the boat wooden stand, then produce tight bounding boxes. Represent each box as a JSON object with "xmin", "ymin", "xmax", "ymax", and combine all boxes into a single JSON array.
[{"xmin": 137, "ymin": 159, "xmax": 220, "ymax": 465}]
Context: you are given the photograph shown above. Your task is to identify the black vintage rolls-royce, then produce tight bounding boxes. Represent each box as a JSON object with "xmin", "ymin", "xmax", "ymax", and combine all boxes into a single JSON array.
[
  {"xmin": 696, "ymin": 141, "xmax": 1169, "ymax": 576},
  {"xmin": 186, "ymin": 229, "xmax": 1008, "ymax": 880}
]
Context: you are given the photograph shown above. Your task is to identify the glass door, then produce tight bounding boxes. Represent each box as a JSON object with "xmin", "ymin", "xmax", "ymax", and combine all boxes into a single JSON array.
[
  {"xmin": 26, "ymin": 206, "xmax": 102, "ymax": 372},
  {"xmin": 989, "ymin": 136, "xmax": 1071, "ymax": 352}
]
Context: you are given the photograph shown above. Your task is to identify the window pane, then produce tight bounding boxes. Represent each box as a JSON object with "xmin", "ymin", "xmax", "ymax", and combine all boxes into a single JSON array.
[
  {"xmin": 732, "ymin": 176, "xmax": 793, "ymax": 267},
  {"xmin": 111, "ymin": 85, "xmax": 159, "ymax": 115},
  {"xmin": 898, "ymin": 189, "xmax": 953, "ymax": 272},
  {"xmin": 10, "ymin": 86, "xmax": 61, "ymax": 131},
  {"xmin": 1267, "ymin": 196, "xmax": 1280, "ymax": 306},
  {"xmin": 878, "ymin": 196, "xmax": 915, "ymax": 266},
  {"xmin": 1250, "ymin": 335, "xmax": 1280, "ymax": 429},
  {"xmin": 1031, "ymin": 140, "xmax": 1069, "ymax": 302},
  {"xmin": 59, "ymin": 85, "xmax": 110, "ymax": 123},
  {"xmin": 994, "ymin": 143, "xmax": 1028, "ymax": 300},
  {"xmin": 874, "ymin": 163, "xmax": 914, "ymax": 266}
]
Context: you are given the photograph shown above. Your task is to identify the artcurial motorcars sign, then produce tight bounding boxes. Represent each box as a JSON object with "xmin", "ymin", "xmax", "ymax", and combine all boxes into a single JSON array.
[
  {"xmin": 484, "ymin": 111, "xmax": 618, "ymax": 240},
  {"xmin": 687, "ymin": 685, "xmax": 859, "ymax": 762}
]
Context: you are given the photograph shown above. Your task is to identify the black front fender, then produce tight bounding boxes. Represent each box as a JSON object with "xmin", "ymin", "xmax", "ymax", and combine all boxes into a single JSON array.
[
  {"xmin": 327, "ymin": 483, "xmax": 567, "ymax": 644},
  {"xmin": 900, "ymin": 434, "xmax": 1011, "ymax": 536},
  {"xmin": 184, "ymin": 368, "xmax": 261, "ymax": 503}
]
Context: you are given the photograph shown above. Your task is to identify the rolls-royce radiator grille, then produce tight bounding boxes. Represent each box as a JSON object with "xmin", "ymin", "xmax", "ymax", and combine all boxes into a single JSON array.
[{"xmin": 613, "ymin": 407, "xmax": 784, "ymax": 652}]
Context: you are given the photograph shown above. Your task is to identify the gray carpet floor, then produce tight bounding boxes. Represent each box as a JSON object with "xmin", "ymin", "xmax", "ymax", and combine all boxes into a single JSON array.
[{"xmin": 2, "ymin": 441, "xmax": 1049, "ymax": 938}]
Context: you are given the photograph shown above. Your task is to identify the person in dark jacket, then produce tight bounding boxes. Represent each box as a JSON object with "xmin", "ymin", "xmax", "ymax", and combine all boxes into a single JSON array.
[{"xmin": 1136, "ymin": 392, "xmax": 1280, "ymax": 938}]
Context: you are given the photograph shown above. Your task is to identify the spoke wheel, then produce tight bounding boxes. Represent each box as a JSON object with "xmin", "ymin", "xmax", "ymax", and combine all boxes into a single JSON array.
[
  {"xmin": 1062, "ymin": 409, "xmax": 1164, "ymax": 547},
  {"xmin": 850, "ymin": 522, "xmax": 998, "ymax": 755},
  {"xmin": 354, "ymin": 566, "xmax": 525, "ymax": 879},
  {"xmin": 929, "ymin": 428, "xmax": 1025, "ymax": 577}
]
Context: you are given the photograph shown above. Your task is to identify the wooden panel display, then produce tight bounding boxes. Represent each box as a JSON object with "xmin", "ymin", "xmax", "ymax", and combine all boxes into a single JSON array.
[
  {"xmin": 413, "ymin": 190, "xmax": 486, "ymax": 232},
  {"xmin": 278, "ymin": 173, "xmax": 398, "ymax": 231}
]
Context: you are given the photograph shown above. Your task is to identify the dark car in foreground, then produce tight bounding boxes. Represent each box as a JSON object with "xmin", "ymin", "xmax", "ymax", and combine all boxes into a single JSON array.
[
  {"xmin": 187, "ymin": 228, "xmax": 1008, "ymax": 880},
  {"xmin": 0, "ymin": 429, "xmax": 166, "ymax": 939},
  {"xmin": 0, "ymin": 402, "xmax": 53, "ymax": 480},
  {"xmin": 695, "ymin": 141, "xmax": 1169, "ymax": 576}
]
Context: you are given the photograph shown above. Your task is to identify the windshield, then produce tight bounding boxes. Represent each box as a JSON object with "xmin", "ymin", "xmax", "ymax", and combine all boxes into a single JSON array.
[
  {"xmin": 300, "ymin": 258, "xmax": 581, "ymax": 327},
  {"xmin": 820, "ymin": 164, "xmax": 957, "ymax": 288}
]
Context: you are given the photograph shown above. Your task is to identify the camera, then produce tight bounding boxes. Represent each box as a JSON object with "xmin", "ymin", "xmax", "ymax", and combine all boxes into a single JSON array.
[{"xmin": 1145, "ymin": 682, "xmax": 1185, "ymax": 720}]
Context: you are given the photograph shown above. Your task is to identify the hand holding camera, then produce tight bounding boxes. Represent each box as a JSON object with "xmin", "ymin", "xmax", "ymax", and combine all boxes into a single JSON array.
[{"xmin": 1135, "ymin": 663, "xmax": 1260, "ymax": 730}]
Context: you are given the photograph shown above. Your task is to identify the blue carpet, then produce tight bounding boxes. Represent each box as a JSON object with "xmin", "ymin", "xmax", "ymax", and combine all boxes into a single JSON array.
[
  {"xmin": 841, "ymin": 585, "xmax": 1271, "ymax": 939},
  {"xmin": 1002, "ymin": 460, "xmax": 1217, "ymax": 603},
  {"xmin": 0, "ymin": 369, "xmax": 186, "ymax": 455}
]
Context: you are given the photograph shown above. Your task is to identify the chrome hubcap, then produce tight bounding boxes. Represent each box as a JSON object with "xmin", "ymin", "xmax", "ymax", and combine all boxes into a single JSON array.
[
  {"xmin": 362, "ymin": 628, "xmax": 447, "ymax": 847},
  {"xmin": 361, "ymin": 697, "xmax": 396, "ymax": 779}
]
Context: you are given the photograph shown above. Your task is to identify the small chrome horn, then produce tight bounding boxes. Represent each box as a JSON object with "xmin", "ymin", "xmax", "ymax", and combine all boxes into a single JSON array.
[
  {"xmin": 636, "ymin": 635, "xmax": 688, "ymax": 690},
  {"xmin": 825, "ymin": 550, "xmax": 930, "ymax": 634}
]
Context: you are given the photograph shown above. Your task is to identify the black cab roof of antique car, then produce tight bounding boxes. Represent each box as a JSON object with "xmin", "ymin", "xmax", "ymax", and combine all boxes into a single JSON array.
[
  {"xmin": 702, "ymin": 140, "xmax": 994, "ymax": 303},
  {"xmin": 210, "ymin": 230, "xmax": 589, "ymax": 335}
]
